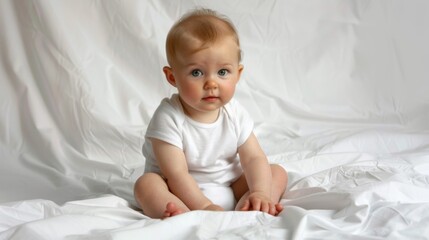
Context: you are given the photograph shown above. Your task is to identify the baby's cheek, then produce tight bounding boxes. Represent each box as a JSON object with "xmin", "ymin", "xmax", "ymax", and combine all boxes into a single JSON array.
[
  {"xmin": 183, "ymin": 85, "xmax": 202, "ymax": 100},
  {"xmin": 221, "ymin": 84, "xmax": 236, "ymax": 98}
]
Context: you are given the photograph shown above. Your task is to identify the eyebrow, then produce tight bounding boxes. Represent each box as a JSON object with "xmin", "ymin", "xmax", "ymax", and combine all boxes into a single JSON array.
[{"xmin": 182, "ymin": 62, "xmax": 235, "ymax": 69}]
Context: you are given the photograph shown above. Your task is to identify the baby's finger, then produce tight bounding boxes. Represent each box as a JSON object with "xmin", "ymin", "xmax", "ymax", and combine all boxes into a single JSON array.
[
  {"xmin": 250, "ymin": 199, "xmax": 261, "ymax": 211},
  {"xmin": 275, "ymin": 203, "xmax": 284, "ymax": 212},
  {"xmin": 268, "ymin": 204, "xmax": 277, "ymax": 216},
  {"xmin": 274, "ymin": 203, "xmax": 284, "ymax": 216},
  {"xmin": 240, "ymin": 200, "xmax": 251, "ymax": 211},
  {"xmin": 260, "ymin": 201, "xmax": 270, "ymax": 213}
]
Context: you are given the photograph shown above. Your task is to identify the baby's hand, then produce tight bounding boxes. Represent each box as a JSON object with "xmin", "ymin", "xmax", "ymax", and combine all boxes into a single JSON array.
[
  {"xmin": 203, "ymin": 204, "xmax": 224, "ymax": 211},
  {"xmin": 240, "ymin": 192, "xmax": 282, "ymax": 216}
]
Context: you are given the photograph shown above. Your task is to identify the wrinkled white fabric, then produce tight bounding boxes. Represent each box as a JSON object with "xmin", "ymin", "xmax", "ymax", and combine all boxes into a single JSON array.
[{"xmin": 1, "ymin": 0, "xmax": 429, "ymax": 239}]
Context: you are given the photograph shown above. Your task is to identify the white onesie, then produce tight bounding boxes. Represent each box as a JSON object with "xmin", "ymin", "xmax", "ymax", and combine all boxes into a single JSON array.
[{"xmin": 143, "ymin": 94, "xmax": 254, "ymax": 210}]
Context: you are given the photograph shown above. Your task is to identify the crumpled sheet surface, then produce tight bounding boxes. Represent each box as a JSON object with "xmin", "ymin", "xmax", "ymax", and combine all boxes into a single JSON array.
[
  {"xmin": 2, "ymin": 143, "xmax": 429, "ymax": 240},
  {"xmin": 1, "ymin": 0, "xmax": 429, "ymax": 239}
]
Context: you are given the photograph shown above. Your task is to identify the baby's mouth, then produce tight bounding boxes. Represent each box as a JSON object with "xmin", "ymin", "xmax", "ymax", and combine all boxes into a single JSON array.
[{"xmin": 202, "ymin": 96, "xmax": 219, "ymax": 102}]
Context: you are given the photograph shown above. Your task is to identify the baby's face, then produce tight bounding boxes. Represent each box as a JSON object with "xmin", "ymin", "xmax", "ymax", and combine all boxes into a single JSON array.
[{"xmin": 169, "ymin": 37, "xmax": 243, "ymax": 122}]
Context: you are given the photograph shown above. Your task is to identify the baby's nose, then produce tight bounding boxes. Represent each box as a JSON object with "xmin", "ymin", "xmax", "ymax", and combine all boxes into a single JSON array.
[{"xmin": 204, "ymin": 80, "xmax": 218, "ymax": 90}]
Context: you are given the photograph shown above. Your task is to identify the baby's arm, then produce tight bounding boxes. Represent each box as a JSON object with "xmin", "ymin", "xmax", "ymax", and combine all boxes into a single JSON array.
[
  {"xmin": 238, "ymin": 133, "xmax": 278, "ymax": 215},
  {"xmin": 151, "ymin": 138, "xmax": 223, "ymax": 211}
]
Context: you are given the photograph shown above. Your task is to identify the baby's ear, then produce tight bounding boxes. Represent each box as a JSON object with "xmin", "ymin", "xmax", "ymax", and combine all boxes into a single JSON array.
[
  {"xmin": 237, "ymin": 64, "xmax": 244, "ymax": 82},
  {"xmin": 238, "ymin": 64, "xmax": 244, "ymax": 75},
  {"xmin": 163, "ymin": 66, "xmax": 176, "ymax": 87}
]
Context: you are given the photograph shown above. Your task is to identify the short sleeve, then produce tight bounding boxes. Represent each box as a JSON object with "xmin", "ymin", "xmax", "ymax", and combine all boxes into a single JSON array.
[
  {"xmin": 145, "ymin": 97, "xmax": 184, "ymax": 149},
  {"xmin": 227, "ymin": 99, "xmax": 254, "ymax": 147}
]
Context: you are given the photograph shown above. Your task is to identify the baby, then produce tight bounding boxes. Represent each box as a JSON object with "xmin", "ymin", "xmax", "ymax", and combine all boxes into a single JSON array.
[{"xmin": 134, "ymin": 8, "xmax": 287, "ymax": 219}]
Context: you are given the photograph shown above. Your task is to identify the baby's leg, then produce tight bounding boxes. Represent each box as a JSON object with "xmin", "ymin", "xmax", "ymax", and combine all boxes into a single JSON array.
[
  {"xmin": 134, "ymin": 172, "xmax": 190, "ymax": 219},
  {"xmin": 231, "ymin": 164, "xmax": 287, "ymax": 214},
  {"xmin": 269, "ymin": 164, "xmax": 288, "ymax": 204}
]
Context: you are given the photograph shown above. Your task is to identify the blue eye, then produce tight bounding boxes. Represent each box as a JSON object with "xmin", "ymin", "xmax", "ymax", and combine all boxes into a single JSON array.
[
  {"xmin": 218, "ymin": 69, "xmax": 228, "ymax": 77},
  {"xmin": 191, "ymin": 69, "xmax": 203, "ymax": 77}
]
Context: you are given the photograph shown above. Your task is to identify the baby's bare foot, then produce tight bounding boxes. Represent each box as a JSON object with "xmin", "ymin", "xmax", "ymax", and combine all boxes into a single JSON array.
[{"xmin": 163, "ymin": 202, "xmax": 183, "ymax": 219}]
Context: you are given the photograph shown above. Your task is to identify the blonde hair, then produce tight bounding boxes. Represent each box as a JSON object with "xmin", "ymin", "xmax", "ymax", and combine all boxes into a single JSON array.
[{"xmin": 165, "ymin": 8, "xmax": 242, "ymax": 66}]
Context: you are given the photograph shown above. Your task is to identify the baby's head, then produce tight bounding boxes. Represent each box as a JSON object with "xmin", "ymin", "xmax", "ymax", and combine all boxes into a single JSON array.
[{"xmin": 165, "ymin": 8, "xmax": 242, "ymax": 68}]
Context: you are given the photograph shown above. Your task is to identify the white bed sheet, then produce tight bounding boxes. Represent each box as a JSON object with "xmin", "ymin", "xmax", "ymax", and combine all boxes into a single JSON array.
[{"xmin": 1, "ymin": 0, "xmax": 429, "ymax": 239}]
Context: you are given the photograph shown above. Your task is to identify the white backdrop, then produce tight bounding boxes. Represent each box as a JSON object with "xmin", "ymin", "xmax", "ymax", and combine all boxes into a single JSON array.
[{"xmin": 1, "ymin": 0, "xmax": 429, "ymax": 207}]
